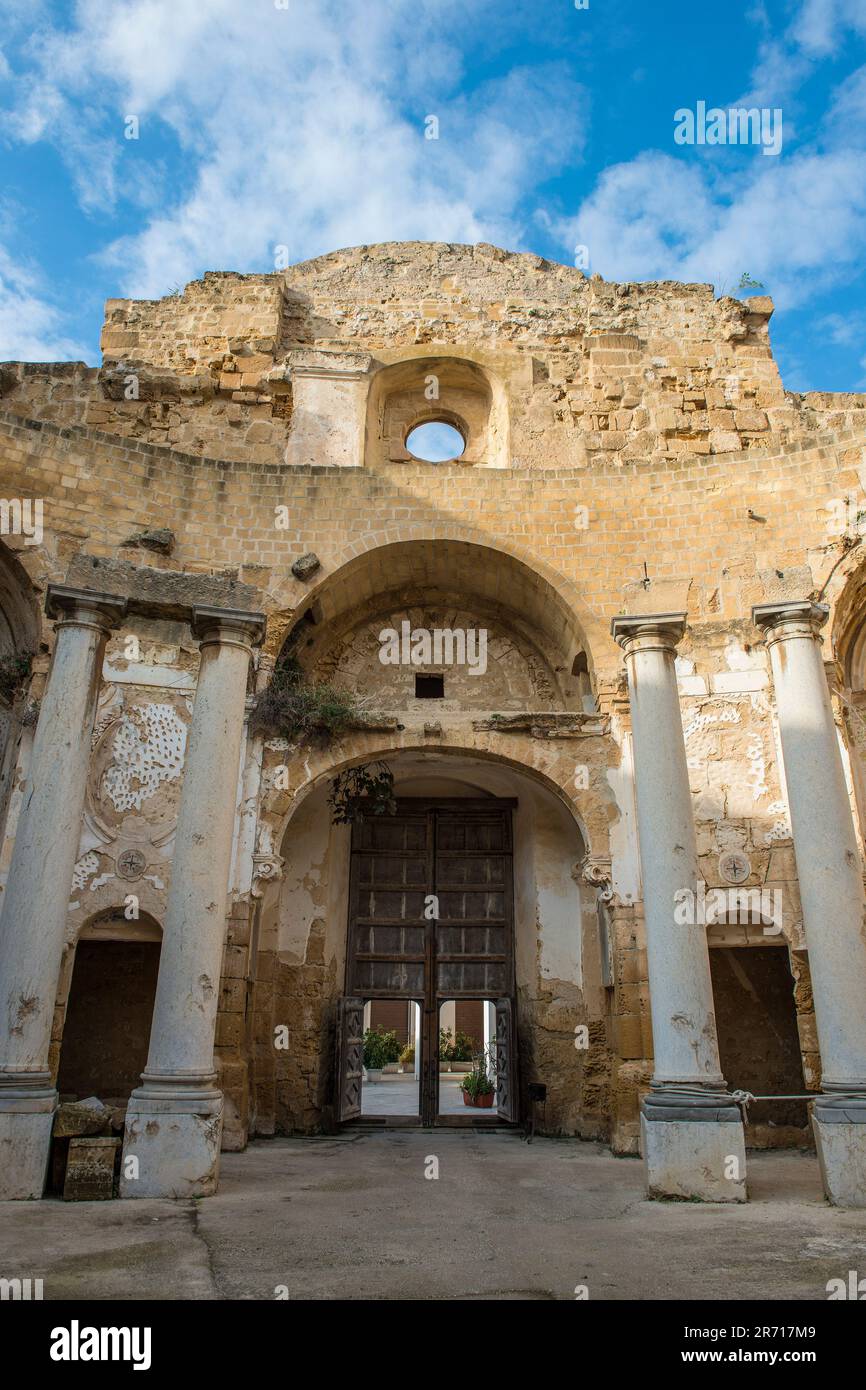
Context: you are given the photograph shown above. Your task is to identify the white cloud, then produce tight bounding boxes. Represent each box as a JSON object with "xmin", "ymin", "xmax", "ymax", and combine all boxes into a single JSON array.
[
  {"xmin": 794, "ymin": 0, "xmax": 866, "ymax": 58},
  {"xmin": 551, "ymin": 0, "xmax": 866, "ymax": 310},
  {"xmin": 553, "ymin": 143, "xmax": 866, "ymax": 308},
  {"xmin": 0, "ymin": 0, "xmax": 588, "ymax": 297},
  {"xmin": 818, "ymin": 309, "xmax": 866, "ymax": 346},
  {"xmin": 0, "ymin": 245, "xmax": 92, "ymax": 361}
]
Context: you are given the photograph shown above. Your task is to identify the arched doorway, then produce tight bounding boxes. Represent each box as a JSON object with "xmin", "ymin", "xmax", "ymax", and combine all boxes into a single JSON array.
[
  {"xmin": 707, "ymin": 914, "xmax": 811, "ymax": 1148},
  {"xmin": 340, "ymin": 795, "xmax": 517, "ymax": 1126},
  {"xmin": 258, "ymin": 749, "xmax": 596, "ymax": 1137},
  {"xmin": 57, "ymin": 913, "xmax": 162, "ymax": 1105},
  {"xmin": 252, "ymin": 534, "xmax": 610, "ymax": 1139}
]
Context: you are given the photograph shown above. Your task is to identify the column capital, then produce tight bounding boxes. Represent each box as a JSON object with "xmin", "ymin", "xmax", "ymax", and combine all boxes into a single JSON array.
[
  {"xmin": 611, "ymin": 612, "xmax": 687, "ymax": 656},
  {"xmin": 191, "ymin": 605, "xmax": 266, "ymax": 652},
  {"xmin": 752, "ymin": 599, "xmax": 828, "ymax": 643},
  {"xmin": 45, "ymin": 583, "xmax": 127, "ymax": 633}
]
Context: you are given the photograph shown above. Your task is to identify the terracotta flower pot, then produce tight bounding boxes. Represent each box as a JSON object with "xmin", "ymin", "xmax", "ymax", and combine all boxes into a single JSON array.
[{"xmin": 462, "ymin": 1090, "xmax": 494, "ymax": 1108}]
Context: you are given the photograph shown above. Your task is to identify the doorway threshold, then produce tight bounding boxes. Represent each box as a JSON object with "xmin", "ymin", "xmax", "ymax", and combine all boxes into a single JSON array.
[
  {"xmin": 344, "ymin": 1116, "xmax": 515, "ymax": 1132},
  {"xmin": 347, "ymin": 1116, "xmax": 422, "ymax": 1129}
]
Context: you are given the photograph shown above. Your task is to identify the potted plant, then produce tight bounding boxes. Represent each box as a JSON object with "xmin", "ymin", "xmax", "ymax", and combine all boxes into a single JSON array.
[
  {"xmin": 398, "ymin": 1042, "xmax": 415, "ymax": 1073},
  {"xmin": 460, "ymin": 1056, "xmax": 496, "ymax": 1109},
  {"xmin": 451, "ymin": 1029, "xmax": 476, "ymax": 1069},
  {"xmin": 439, "ymin": 1027, "xmax": 455, "ymax": 1072},
  {"xmin": 363, "ymin": 1026, "xmax": 400, "ymax": 1083}
]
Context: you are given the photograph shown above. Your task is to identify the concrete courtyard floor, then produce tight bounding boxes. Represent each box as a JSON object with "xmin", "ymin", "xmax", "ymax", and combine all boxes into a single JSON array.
[{"xmin": 2, "ymin": 1133, "xmax": 865, "ymax": 1301}]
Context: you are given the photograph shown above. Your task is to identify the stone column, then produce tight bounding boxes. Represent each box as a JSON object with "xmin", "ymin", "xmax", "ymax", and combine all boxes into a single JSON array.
[
  {"xmin": 121, "ymin": 605, "xmax": 264, "ymax": 1198},
  {"xmin": 612, "ymin": 614, "xmax": 746, "ymax": 1201},
  {"xmin": 754, "ymin": 600, "xmax": 866, "ymax": 1206},
  {"xmin": 0, "ymin": 584, "xmax": 126, "ymax": 1198}
]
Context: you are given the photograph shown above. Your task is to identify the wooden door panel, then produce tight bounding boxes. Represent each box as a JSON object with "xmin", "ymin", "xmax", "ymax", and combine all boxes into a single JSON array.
[
  {"xmin": 354, "ymin": 923, "xmax": 426, "ymax": 955},
  {"xmin": 432, "ymin": 806, "xmax": 512, "ymax": 1002},
  {"xmin": 439, "ymin": 962, "xmax": 508, "ymax": 996},
  {"xmin": 348, "ymin": 808, "xmax": 431, "ymax": 997},
  {"xmin": 352, "ymin": 960, "xmax": 426, "ymax": 997},
  {"xmin": 495, "ymin": 996, "xmax": 517, "ymax": 1121},
  {"xmin": 358, "ymin": 855, "xmax": 428, "ymax": 886},
  {"xmin": 344, "ymin": 798, "xmax": 517, "ymax": 1122},
  {"xmin": 335, "ymin": 995, "xmax": 364, "ymax": 1122}
]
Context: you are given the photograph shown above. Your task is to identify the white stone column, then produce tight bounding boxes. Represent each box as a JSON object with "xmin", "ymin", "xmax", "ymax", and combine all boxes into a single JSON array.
[
  {"xmin": 612, "ymin": 614, "xmax": 746, "ymax": 1201},
  {"xmin": 121, "ymin": 605, "xmax": 264, "ymax": 1199},
  {"xmin": 0, "ymin": 584, "xmax": 126, "ymax": 1198},
  {"xmin": 754, "ymin": 600, "xmax": 866, "ymax": 1206}
]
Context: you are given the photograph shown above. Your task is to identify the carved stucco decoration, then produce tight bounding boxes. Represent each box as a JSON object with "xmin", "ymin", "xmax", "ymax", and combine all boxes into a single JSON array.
[
  {"xmin": 251, "ymin": 851, "xmax": 285, "ymax": 899},
  {"xmin": 85, "ymin": 688, "xmax": 190, "ymax": 847},
  {"xmin": 577, "ymin": 854, "xmax": 614, "ymax": 902}
]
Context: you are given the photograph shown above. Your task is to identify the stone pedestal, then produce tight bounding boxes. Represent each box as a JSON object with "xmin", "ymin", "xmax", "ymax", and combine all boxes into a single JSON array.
[
  {"xmin": 613, "ymin": 614, "xmax": 746, "ymax": 1201},
  {"xmin": 0, "ymin": 585, "xmax": 126, "ymax": 1199},
  {"xmin": 754, "ymin": 601, "xmax": 866, "ymax": 1207},
  {"xmin": 122, "ymin": 1087, "xmax": 223, "ymax": 1199},
  {"xmin": 641, "ymin": 1115, "xmax": 747, "ymax": 1202},
  {"xmin": 121, "ymin": 606, "xmax": 264, "ymax": 1199},
  {"xmin": 813, "ymin": 1116, "xmax": 866, "ymax": 1208}
]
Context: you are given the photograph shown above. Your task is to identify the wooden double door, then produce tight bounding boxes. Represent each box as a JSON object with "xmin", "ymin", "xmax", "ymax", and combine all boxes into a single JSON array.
[{"xmin": 337, "ymin": 798, "xmax": 518, "ymax": 1126}]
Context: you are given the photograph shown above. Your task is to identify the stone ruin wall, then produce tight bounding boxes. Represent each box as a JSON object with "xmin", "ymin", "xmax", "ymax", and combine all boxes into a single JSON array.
[{"xmin": 2, "ymin": 241, "xmax": 866, "ymax": 1147}]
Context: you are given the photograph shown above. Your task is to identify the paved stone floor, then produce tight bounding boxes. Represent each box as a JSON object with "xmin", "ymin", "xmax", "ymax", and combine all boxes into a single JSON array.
[
  {"xmin": 2, "ymin": 1135, "xmax": 865, "ymax": 1301},
  {"xmin": 361, "ymin": 1074, "xmax": 470, "ymax": 1115}
]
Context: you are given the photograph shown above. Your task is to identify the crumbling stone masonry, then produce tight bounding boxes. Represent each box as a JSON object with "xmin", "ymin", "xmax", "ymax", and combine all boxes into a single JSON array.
[{"xmin": 1, "ymin": 242, "xmax": 866, "ymax": 1203}]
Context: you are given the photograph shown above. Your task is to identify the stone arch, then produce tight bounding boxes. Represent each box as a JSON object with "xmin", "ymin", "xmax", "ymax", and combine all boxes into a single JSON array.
[
  {"xmin": 0, "ymin": 538, "xmax": 40, "ymax": 660},
  {"xmin": 832, "ymin": 551, "xmax": 866, "ymax": 690},
  {"xmin": 364, "ymin": 354, "xmax": 508, "ymax": 468},
  {"xmin": 260, "ymin": 734, "xmax": 609, "ymax": 875},
  {"xmin": 251, "ymin": 741, "xmax": 613, "ymax": 1137},
  {"xmin": 828, "ymin": 554, "xmax": 866, "ymax": 843},
  {"xmin": 265, "ymin": 534, "xmax": 602, "ymax": 695},
  {"xmin": 0, "ymin": 539, "xmax": 41, "ymax": 842}
]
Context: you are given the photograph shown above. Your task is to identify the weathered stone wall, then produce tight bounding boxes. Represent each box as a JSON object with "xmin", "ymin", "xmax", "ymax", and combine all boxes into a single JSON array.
[{"xmin": 3, "ymin": 241, "xmax": 866, "ymax": 1149}]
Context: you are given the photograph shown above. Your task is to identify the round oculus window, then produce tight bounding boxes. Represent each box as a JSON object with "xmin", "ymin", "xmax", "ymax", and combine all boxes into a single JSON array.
[{"xmin": 405, "ymin": 421, "xmax": 466, "ymax": 462}]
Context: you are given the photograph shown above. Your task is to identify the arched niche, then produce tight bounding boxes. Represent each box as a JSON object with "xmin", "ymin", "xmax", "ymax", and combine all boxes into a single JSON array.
[
  {"xmin": 56, "ymin": 910, "xmax": 162, "ymax": 1105},
  {"xmin": 365, "ymin": 355, "xmax": 509, "ymax": 469},
  {"xmin": 275, "ymin": 538, "xmax": 596, "ymax": 711}
]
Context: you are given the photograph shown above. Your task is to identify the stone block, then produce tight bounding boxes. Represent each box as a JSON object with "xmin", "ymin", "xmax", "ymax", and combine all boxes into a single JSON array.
[
  {"xmin": 121, "ymin": 1102, "xmax": 222, "ymax": 1199},
  {"xmin": 0, "ymin": 1109, "xmax": 54, "ymax": 1199},
  {"xmin": 53, "ymin": 1098, "xmax": 109, "ymax": 1138},
  {"xmin": 813, "ymin": 1118, "xmax": 866, "ymax": 1207},
  {"xmin": 641, "ymin": 1115, "xmax": 747, "ymax": 1201},
  {"xmin": 613, "ymin": 1013, "xmax": 643, "ymax": 1059},
  {"xmin": 63, "ymin": 1137, "xmax": 118, "ymax": 1200}
]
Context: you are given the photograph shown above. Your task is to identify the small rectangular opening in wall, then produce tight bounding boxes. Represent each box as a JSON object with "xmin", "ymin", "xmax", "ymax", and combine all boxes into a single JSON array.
[{"xmin": 415, "ymin": 674, "xmax": 444, "ymax": 699}]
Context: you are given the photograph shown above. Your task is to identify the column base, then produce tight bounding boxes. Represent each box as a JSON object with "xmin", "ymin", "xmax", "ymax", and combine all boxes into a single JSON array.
[
  {"xmin": 121, "ymin": 1083, "xmax": 223, "ymax": 1199},
  {"xmin": 0, "ymin": 1083, "xmax": 56, "ymax": 1199},
  {"xmin": 813, "ymin": 1115, "xmax": 866, "ymax": 1208},
  {"xmin": 641, "ymin": 1112, "xmax": 747, "ymax": 1202}
]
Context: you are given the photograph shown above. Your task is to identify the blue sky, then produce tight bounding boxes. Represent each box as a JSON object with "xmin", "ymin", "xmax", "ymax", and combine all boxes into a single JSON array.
[{"xmin": 1, "ymin": 0, "xmax": 866, "ymax": 390}]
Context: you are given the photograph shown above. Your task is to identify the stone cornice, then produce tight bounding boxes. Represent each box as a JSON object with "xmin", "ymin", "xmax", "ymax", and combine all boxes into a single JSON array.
[
  {"xmin": 472, "ymin": 711, "xmax": 609, "ymax": 738},
  {"xmin": 752, "ymin": 599, "xmax": 829, "ymax": 641},
  {"xmin": 611, "ymin": 612, "xmax": 688, "ymax": 655},
  {"xmin": 191, "ymin": 605, "xmax": 266, "ymax": 649},
  {"xmin": 45, "ymin": 583, "xmax": 128, "ymax": 632}
]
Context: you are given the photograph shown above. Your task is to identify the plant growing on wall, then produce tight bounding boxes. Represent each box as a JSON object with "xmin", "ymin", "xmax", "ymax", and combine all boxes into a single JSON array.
[
  {"xmin": 0, "ymin": 651, "xmax": 33, "ymax": 704},
  {"xmin": 252, "ymin": 655, "xmax": 363, "ymax": 746},
  {"xmin": 328, "ymin": 762, "xmax": 396, "ymax": 825}
]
